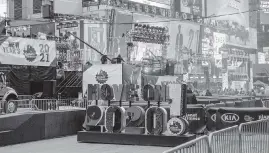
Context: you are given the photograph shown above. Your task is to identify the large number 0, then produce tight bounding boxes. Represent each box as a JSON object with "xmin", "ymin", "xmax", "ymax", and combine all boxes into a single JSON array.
[{"xmin": 40, "ymin": 44, "xmax": 50, "ymax": 62}]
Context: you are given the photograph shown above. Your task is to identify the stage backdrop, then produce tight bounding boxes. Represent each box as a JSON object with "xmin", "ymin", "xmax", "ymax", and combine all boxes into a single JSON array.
[{"xmin": 0, "ymin": 36, "xmax": 56, "ymax": 67}]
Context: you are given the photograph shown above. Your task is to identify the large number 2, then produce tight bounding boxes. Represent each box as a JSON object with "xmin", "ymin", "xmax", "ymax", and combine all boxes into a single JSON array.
[{"xmin": 40, "ymin": 44, "xmax": 50, "ymax": 62}]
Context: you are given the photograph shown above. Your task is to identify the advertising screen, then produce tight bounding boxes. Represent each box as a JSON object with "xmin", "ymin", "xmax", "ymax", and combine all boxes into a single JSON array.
[
  {"xmin": 127, "ymin": 0, "xmax": 170, "ymax": 9},
  {"xmin": 168, "ymin": 21, "xmax": 200, "ymax": 60},
  {"xmin": 54, "ymin": 0, "xmax": 82, "ymax": 15},
  {"xmin": 130, "ymin": 14, "xmax": 170, "ymax": 63},
  {"xmin": 168, "ymin": 21, "xmax": 200, "ymax": 74},
  {"xmin": 260, "ymin": 0, "xmax": 269, "ymax": 24},
  {"xmin": 174, "ymin": 0, "xmax": 203, "ymax": 16},
  {"xmin": 83, "ymin": 20, "xmax": 107, "ymax": 64},
  {"xmin": 207, "ymin": 0, "xmax": 249, "ymax": 28},
  {"xmin": 112, "ymin": 11, "xmax": 133, "ymax": 60}
]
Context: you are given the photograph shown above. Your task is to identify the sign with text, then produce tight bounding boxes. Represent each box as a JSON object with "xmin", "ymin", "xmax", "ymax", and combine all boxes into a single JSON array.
[
  {"xmin": 260, "ymin": 0, "xmax": 269, "ymax": 24},
  {"xmin": 0, "ymin": 37, "xmax": 56, "ymax": 66},
  {"xmin": 54, "ymin": 0, "xmax": 82, "ymax": 15}
]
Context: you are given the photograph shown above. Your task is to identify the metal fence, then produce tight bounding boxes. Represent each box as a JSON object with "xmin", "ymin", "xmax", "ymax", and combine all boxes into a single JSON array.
[
  {"xmin": 239, "ymin": 119, "xmax": 269, "ymax": 153},
  {"xmin": 7, "ymin": 98, "xmax": 89, "ymax": 113},
  {"xmin": 209, "ymin": 126, "xmax": 239, "ymax": 153},
  {"xmin": 164, "ymin": 119, "xmax": 269, "ymax": 153},
  {"xmin": 0, "ymin": 100, "xmax": 6, "ymax": 114},
  {"xmin": 262, "ymin": 99, "xmax": 269, "ymax": 108},
  {"xmin": 163, "ymin": 135, "xmax": 210, "ymax": 153}
]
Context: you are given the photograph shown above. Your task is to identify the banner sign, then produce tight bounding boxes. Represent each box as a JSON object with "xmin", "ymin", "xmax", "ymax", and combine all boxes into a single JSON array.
[
  {"xmin": 216, "ymin": 107, "xmax": 269, "ymax": 130},
  {"xmin": 99, "ymin": 0, "xmax": 175, "ymax": 19},
  {"xmin": 30, "ymin": 23, "xmax": 55, "ymax": 36},
  {"xmin": 260, "ymin": 0, "xmax": 269, "ymax": 24},
  {"xmin": 55, "ymin": 20, "xmax": 81, "ymax": 49},
  {"xmin": 173, "ymin": 0, "xmax": 203, "ymax": 23},
  {"xmin": 83, "ymin": 64, "xmax": 123, "ymax": 95},
  {"xmin": 0, "ymin": 37, "xmax": 56, "ymax": 67},
  {"xmin": 84, "ymin": 20, "xmax": 107, "ymax": 64}
]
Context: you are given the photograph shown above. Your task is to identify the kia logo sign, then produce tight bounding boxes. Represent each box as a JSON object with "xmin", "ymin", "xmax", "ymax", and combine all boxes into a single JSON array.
[
  {"xmin": 221, "ymin": 113, "xmax": 240, "ymax": 123},
  {"xmin": 211, "ymin": 114, "xmax": 216, "ymax": 122}
]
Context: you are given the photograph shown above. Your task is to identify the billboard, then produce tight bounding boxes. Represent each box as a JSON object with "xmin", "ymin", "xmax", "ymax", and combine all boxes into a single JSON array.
[
  {"xmin": 174, "ymin": 0, "xmax": 203, "ymax": 16},
  {"xmin": 30, "ymin": 23, "xmax": 55, "ymax": 36},
  {"xmin": 127, "ymin": 0, "xmax": 171, "ymax": 9},
  {"xmin": 207, "ymin": 0, "xmax": 249, "ymax": 27},
  {"xmin": 83, "ymin": 20, "xmax": 107, "ymax": 64},
  {"xmin": 130, "ymin": 14, "xmax": 170, "ymax": 62},
  {"xmin": 260, "ymin": 0, "xmax": 269, "ymax": 24},
  {"xmin": 111, "ymin": 11, "xmax": 133, "ymax": 60},
  {"xmin": 168, "ymin": 21, "xmax": 200, "ymax": 74},
  {"xmin": 0, "ymin": 36, "xmax": 56, "ymax": 66},
  {"xmin": 55, "ymin": 20, "xmax": 82, "ymax": 48},
  {"xmin": 168, "ymin": 21, "xmax": 200, "ymax": 60},
  {"xmin": 54, "ymin": 0, "xmax": 82, "ymax": 15}
]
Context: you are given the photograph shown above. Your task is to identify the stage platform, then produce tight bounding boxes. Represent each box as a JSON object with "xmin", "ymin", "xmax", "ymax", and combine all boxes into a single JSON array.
[
  {"xmin": 77, "ymin": 131, "xmax": 196, "ymax": 147},
  {"xmin": 0, "ymin": 110, "xmax": 85, "ymax": 146}
]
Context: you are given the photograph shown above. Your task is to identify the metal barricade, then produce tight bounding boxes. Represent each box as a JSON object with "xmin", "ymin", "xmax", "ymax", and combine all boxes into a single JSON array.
[
  {"xmin": 239, "ymin": 119, "xmax": 269, "ymax": 153},
  {"xmin": 0, "ymin": 100, "xmax": 6, "ymax": 114},
  {"xmin": 57, "ymin": 98, "xmax": 89, "ymax": 110},
  {"xmin": 31, "ymin": 99, "xmax": 58, "ymax": 111},
  {"xmin": 262, "ymin": 99, "xmax": 269, "ymax": 108},
  {"xmin": 163, "ymin": 135, "xmax": 210, "ymax": 153},
  {"xmin": 209, "ymin": 126, "xmax": 239, "ymax": 153},
  {"xmin": 17, "ymin": 95, "xmax": 32, "ymax": 100}
]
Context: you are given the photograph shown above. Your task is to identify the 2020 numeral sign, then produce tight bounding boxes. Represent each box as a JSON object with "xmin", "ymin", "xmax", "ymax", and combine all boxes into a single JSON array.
[{"xmin": 105, "ymin": 106, "xmax": 126, "ymax": 133}]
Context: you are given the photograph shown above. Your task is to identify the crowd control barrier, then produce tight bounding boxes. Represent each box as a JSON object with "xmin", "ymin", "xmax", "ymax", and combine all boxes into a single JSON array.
[
  {"xmin": 239, "ymin": 119, "xmax": 269, "ymax": 153},
  {"xmin": 164, "ymin": 119, "xmax": 269, "ymax": 153},
  {"xmin": 163, "ymin": 135, "xmax": 209, "ymax": 153},
  {"xmin": 262, "ymin": 99, "xmax": 269, "ymax": 108},
  {"xmin": 5, "ymin": 98, "xmax": 89, "ymax": 113},
  {"xmin": 209, "ymin": 126, "xmax": 239, "ymax": 153}
]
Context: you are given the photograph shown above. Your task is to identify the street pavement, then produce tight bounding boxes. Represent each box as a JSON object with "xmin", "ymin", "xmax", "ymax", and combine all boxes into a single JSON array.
[{"xmin": 0, "ymin": 136, "xmax": 170, "ymax": 153}]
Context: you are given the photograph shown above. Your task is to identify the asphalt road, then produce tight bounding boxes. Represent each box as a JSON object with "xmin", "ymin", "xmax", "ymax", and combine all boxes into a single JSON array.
[{"xmin": 0, "ymin": 136, "xmax": 170, "ymax": 153}]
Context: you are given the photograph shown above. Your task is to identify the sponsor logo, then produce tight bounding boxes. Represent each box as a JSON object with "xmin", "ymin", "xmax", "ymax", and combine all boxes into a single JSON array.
[
  {"xmin": 185, "ymin": 114, "xmax": 200, "ymax": 121},
  {"xmin": 244, "ymin": 115, "xmax": 254, "ymax": 122},
  {"xmin": 221, "ymin": 113, "xmax": 240, "ymax": 123},
  {"xmin": 259, "ymin": 115, "xmax": 269, "ymax": 120},
  {"xmin": 23, "ymin": 45, "xmax": 37, "ymax": 62},
  {"xmin": 211, "ymin": 114, "xmax": 216, "ymax": 122},
  {"xmin": 167, "ymin": 118, "xmax": 186, "ymax": 136},
  {"xmin": 95, "ymin": 70, "xmax": 108, "ymax": 84}
]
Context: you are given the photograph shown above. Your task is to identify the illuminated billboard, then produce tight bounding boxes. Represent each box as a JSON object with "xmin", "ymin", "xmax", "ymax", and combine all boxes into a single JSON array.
[
  {"xmin": 260, "ymin": 0, "xmax": 269, "ymax": 24},
  {"xmin": 54, "ymin": 0, "xmax": 82, "ymax": 15},
  {"xmin": 207, "ymin": 0, "xmax": 249, "ymax": 28}
]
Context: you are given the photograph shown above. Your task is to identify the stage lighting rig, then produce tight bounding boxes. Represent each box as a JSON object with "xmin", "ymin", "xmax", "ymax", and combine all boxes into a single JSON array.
[{"xmin": 131, "ymin": 24, "xmax": 169, "ymax": 44}]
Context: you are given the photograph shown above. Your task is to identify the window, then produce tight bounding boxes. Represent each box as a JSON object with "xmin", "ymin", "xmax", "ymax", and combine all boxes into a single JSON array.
[
  {"xmin": 14, "ymin": 0, "xmax": 22, "ymax": 19},
  {"xmin": 33, "ymin": 0, "xmax": 42, "ymax": 14}
]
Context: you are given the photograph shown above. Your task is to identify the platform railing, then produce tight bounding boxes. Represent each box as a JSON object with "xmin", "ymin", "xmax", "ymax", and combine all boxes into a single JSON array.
[
  {"xmin": 163, "ymin": 135, "xmax": 210, "ymax": 153},
  {"xmin": 209, "ymin": 126, "xmax": 239, "ymax": 153},
  {"xmin": 239, "ymin": 119, "xmax": 269, "ymax": 153}
]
